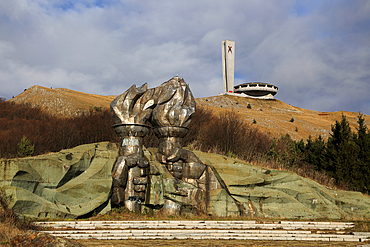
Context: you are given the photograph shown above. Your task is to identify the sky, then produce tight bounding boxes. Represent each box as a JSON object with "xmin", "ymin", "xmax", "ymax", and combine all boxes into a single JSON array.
[{"xmin": 1, "ymin": 0, "xmax": 370, "ymax": 114}]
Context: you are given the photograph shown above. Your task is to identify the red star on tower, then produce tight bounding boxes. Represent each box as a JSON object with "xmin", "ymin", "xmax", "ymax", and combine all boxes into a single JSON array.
[{"xmin": 228, "ymin": 46, "xmax": 232, "ymax": 53}]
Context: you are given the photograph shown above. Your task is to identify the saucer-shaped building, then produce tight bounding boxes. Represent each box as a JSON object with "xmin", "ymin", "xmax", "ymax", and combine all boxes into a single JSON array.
[{"xmin": 234, "ymin": 82, "xmax": 278, "ymax": 98}]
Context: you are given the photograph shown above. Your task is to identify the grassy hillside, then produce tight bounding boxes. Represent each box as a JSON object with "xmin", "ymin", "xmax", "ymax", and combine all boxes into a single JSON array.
[
  {"xmin": 9, "ymin": 85, "xmax": 370, "ymax": 141},
  {"xmin": 10, "ymin": 85, "xmax": 116, "ymax": 117},
  {"xmin": 196, "ymin": 95, "xmax": 370, "ymax": 141}
]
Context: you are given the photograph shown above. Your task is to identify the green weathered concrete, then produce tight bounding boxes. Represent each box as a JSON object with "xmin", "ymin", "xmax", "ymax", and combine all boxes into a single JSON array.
[
  {"xmin": 0, "ymin": 142, "xmax": 118, "ymax": 219},
  {"xmin": 194, "ymin": 150, "xmax": 370, "ymax": 220},
  {"xmin": 145, "ymin": 148, "xmax": 240, "ymax": 217},
  {"xmin": 1, "ymin": 142, "xmax": 370, "ymax": 219}
]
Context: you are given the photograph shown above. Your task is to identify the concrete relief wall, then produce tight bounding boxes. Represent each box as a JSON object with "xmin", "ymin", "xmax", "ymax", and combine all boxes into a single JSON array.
[
  {"xmin": 0, "ymin": 142, "xmax": 117, "ymax": 218},
  {"xmin": 1, "ymin": 142, "xmax": 370, "ymax": 219}
]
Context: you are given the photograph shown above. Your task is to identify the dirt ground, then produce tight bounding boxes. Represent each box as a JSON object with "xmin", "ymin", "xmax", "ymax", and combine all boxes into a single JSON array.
[{"xmin": 76, "ymin": 239, "xmax": 368, "ymax": 247}]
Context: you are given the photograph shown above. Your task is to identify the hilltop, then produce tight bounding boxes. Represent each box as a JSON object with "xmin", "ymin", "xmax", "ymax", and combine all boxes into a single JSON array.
[
  {"xmin": 9, "ymin": 85, "xmax": 370, "ymax": 141},
  {"xmin": 10, "ymin": 85, "xmax": 116, "ymax": 117}
]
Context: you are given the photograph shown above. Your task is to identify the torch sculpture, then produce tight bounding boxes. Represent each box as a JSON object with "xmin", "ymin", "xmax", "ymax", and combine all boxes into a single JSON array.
[
  {"xmin": 110, "ymin": 83, "xmax": 155, "ymax": 211},
  {"xmin": 150, "ymin": 76, "xmax": 206, "ymax": 214},
  {"xmin": 111, "ymin": 76, "xmax": 206, "ymax": 213},
  {"xmin": 151, "ymin": 77, "xmax": 206, "ymax": 182}
]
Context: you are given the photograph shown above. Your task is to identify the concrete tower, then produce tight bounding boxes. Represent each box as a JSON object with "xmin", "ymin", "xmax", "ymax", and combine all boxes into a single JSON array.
[{"xmin": 222, "ymin": 40, "xmax": 235, "ymax": 93}]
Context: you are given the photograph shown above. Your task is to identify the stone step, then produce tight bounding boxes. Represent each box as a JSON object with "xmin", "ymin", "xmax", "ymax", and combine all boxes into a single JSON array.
[
  {"xmin": 37, "ymin": 221, "xmax": 369, "ymax": 242},
  {"xmin": 36, "ymin": 220, "xmax": 257, "ymax": 225},
  {"xmin": 35, "ymin": 220, "xmax": 355, "ymax": 230},
  {"xmin": 41, "ymin": 229, "xmax": 370, "ymax": 242}
]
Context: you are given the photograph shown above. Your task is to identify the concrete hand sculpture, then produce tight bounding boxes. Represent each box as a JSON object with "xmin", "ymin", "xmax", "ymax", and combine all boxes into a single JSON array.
[
  {"xmin": 111, "ymin": 76, "xmax": 205, "ymax": 212},
  {"xmin": 151, "ymin": 76, "xmax": 206, "ymax": 182},
  {"xmin": 110, "ymin": 83, "xmax": 155, "ymax": 210}
]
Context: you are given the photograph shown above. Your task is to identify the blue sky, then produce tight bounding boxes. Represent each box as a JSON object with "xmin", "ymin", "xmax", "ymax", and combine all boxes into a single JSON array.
[{"xmin": 0, "ymin": 0, "xmax": 369, "ymax": 114}]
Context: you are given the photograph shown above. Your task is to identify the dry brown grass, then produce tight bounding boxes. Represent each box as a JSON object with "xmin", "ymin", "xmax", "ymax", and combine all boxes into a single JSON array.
[
  {"xmin": 10, "ymin": 85, "xmax": 116, "ymax": 117},
  {"xmin": 350, "ymin": 221, "xmax": 370, "ymax": 232},
  {"xmin": 0, "ymin": 190, "xmax": 20, "ymax": 245},
  {"xmin": 0, "ymin": 221, "xmax": 22, "ymax": 246},
  {"xmin": 0, "ymin": 189, "xmax": 39, "ymax": 246},
  {"xmin": 10, "ymin": 85, "xmax": 370, "ymax": 141},
  {"xmin": 196, "ymin": 95, "xmax": 370, "ymax": 141}
]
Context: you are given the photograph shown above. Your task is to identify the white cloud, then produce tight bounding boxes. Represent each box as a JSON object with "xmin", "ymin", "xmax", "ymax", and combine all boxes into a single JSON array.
[{"xmin": 0, "ymin": 0, "xmax": 369, "ymax": 114}]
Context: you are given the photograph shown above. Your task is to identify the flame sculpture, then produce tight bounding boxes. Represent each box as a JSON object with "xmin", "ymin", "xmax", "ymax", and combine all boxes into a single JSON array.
[
  {"xmin": 110, "ymin": 83, "xmax": 154, "ymax": 210},
  {"xmin": 110, "ymin": 76, "xmax": 205, "ymax": 212}
]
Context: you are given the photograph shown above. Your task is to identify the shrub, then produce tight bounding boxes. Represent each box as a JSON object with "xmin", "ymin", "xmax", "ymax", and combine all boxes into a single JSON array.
[
  {"xmin": 17, "ymin": 136, "xmax": 34, "ymax": 158},
  {"xmin": 0, "ymin": 99, "xmax": 118, "ymax": 158},
  {"xmin": 289, "ymin": 117, "xmax": 294, "ymax": 123},
  {"xmin": 193, "ymin": 110, "xmax": 272, "ymax": 162},
  {"xmin": 94, "ymin": 106, "xmax": 102, "ymax": 112},
  {"xmin": 226, "ymin": 151, "xmax": 237, "ymax": 158}
]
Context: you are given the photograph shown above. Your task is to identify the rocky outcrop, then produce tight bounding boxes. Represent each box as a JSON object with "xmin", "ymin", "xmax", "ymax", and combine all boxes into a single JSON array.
[{"xmin": 1, "ymin": 142, "xmax": 370, "ymax": 219}]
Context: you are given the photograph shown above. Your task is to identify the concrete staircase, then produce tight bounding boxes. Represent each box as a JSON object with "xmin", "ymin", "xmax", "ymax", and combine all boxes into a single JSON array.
[{"xmin": 36, "ymin": 220, "xmax": 370, "ymax": 242}]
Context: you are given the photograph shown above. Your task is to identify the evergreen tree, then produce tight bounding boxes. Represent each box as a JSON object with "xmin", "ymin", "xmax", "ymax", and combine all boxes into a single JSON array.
[
  {"xmin": 305, "ymin": 135, "xmax": 326, "ymax": 171},
  {"xmin": 353, "ymin": 114, "xmax": 370, "ymax": 193},
  {"xmin": 266, "ymin": 134, "xmax": 305, "ymax": 168},
  {"xmin": 17, "ymin": 136, "xmax": 34, "ymax": 158},
  {"xmin": 326, "ymin": 115, "xmax": 360, "ymax": 189},
  {"xmin": 355, "ymin": 114, "xmax": 370, "ymax": 164}
]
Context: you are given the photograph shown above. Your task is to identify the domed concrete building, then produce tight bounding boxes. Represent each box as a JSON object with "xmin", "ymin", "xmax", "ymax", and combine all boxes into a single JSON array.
[
  {"xmin": 234, "ymin": 82, "xmax": 278, "ymax": 99},
  {"xmin": 220, "ymin": 39, "xmax": 278, "ymax": 99}
]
